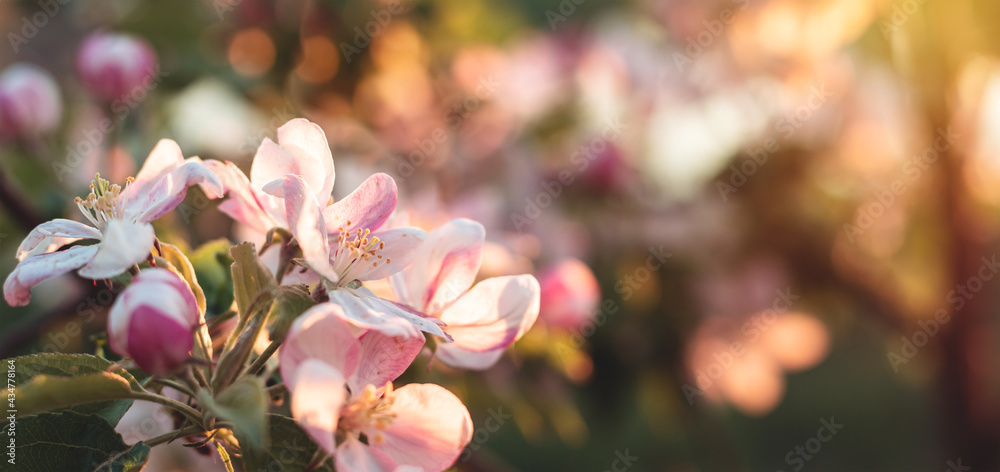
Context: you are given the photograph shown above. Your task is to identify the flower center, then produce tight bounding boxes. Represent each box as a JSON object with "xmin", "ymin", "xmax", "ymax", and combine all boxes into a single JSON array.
[
  {"xmin": 330, "ymin": 226, "xmax": 391, "ymax": 287},
  {"xmin": 339, "ymin": 382, "xmax": 397, "ymax": 444},
  {"xmin": 74, "ymin": 173, "xmax": 134, "ymax": 230}
]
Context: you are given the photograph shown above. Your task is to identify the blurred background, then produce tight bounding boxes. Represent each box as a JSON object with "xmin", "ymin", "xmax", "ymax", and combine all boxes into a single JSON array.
[{"xmin": 1, "ymin": 0, "xmax": 999, "ymax": 470}]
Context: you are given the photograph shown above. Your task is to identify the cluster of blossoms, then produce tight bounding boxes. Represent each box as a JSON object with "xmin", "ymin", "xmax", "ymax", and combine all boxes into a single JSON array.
[
  {"xmin": 4, "ymin": 117, "xmax": 540, "ymax": 471},
  {"xmin": 0, "ymin": 31, "xmax": 157, "ymax": 143}
]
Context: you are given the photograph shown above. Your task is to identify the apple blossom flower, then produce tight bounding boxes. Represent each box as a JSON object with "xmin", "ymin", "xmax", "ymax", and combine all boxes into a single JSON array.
[
  {"xmin": 3, "ymin": 140, "xmax": 222, "ymax": 306},
  {"xmin": 208, "ymin": 118, "xmax": 444, "ymax": 338},
  {"xmin": 107, "ymin": 268, "xmax": 200, "ymax": 376},
  {"xmin": 0, "ymin": 63, "xmax": 62, "ymax": 141},
  {"xmin": 538, "ymin": 258, "xmax": 601, "ymax": 330},
  {"xmin": 76, "ymin": 31, "xmax": 158, "ymax": 103},
  {"xmin": 279, "ymin": 306, "xmax": 472, "ymax": 471},
  {"xmin": 206, "ymin": 118, "xmax": 398, "ymax": 243},
  {"xmin": 392, "ymin": 218, "xmax": 541, "ymax": 370},
  {"xmin": 267, "ymin": 174, "xmax": 446, "ymax": 340}
]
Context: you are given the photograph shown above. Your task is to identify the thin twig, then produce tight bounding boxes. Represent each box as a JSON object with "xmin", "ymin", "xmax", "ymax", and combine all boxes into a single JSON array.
[{"xmin": 246, "ymin": 339, "xmax": 281, "ymax": 377}]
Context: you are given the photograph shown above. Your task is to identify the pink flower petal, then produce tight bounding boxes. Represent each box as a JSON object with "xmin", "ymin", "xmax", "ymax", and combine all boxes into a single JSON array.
[
  {"xmin": 131, "ymin": 139, "xmax": 185, "ymax": 196},
  {"xmin": 265, "ymin": 175, "xmax": 339, "ymax": 283},
  {"xmin": 125, "ymin": 304, "xmax": 194, "ymax": 376},
  {"xmin": 204, "ymin": 160, "xmax": 276, "ymax": 234},
  {"xmin": 277, "ymin": 118, "xmax": 335, "ymax": 202},
  {"xmin": 349, "ymin": 330, "xmax": 425, "ymax": 393},
  {"xmin": 4, "ymin": 245, "xmax": 98, "ymax": 306},
  {"xmin": 352, "ymin": 227, "xmax": 426, "ymax": 282},
  {"xmin": 280, "ymin": 304, "xmax": 361, "ymax": 389},
  {"xmin": 335, "ymin": 436, "xmax": 400, "ymax": 472},
  {"xmin": 433, "ymin": 347, "xmax": 505, "ymax": 371},
  {"xmin": 250, "ymin": 120, "xmax": 335, "ymax": 208},
  {"xmin": 403, "ymin": 219, "xmax": 485, "ymax": 314},
  {"xmin": 322, "ymin": 173, "xmax": 397, "ymax": 235},
  {"xmin": 108, "ymin": 268, "xmax": 199, "ymax": 356},
  {"xmin": 15, "ymin": 218, "xmax": 101, "ymax": 261},
  {"xmin": 77, "ymin": 220, "xmax": 155, "ymax": 279},
  {"xmin": 538, "ymin": 259, "xmax": 601, "ymax": 330},
  {"xmin": 328, "ymin": 287, "xmax": 449, "ymax": 340},
  {"xmin": 439, "ymin": 275, "xmax": 540, "ymax": 351},
  {"xmin": 128, "ymin": 160, "xmax": 224, "ymax": 223},
  {"xmin": 374, "ymin": 383, "xmax": 473, "ymax": 471},
  {"xmin": 289, "ymin": 359, "xmax": 346, "ymax": 455}
]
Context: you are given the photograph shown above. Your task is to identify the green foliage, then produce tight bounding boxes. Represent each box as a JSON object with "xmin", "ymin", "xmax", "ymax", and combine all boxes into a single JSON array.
[
  {"xmin": 199, "ymin": 376, "xmax": 269, "ymax": 450},
  {"xmin": 230, "ymin": 242, "xmax": 277, "ymax": 327},
  {"xmin": 16, "ymin": 411, "xmax": 149, "ymax": 472},
  {"xmin": 268, "ymin": 285, "xmax": 316, "ymax": 342},
  {"xmin": 190, "ymin": 239, "xmax": 237, "ymax": 317},
  {"xmin": 240, "ymin": 414, "xmax": 335, "ymax": 472},
  {"xmin": 6, "ymin": 353, "xmax": 143, "ymax": 425}
]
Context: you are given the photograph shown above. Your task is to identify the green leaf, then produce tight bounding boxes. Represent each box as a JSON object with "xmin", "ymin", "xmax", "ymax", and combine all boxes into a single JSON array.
[
  {"xmin": 230, "ymin": 242, "xmax": 277, "ymax": 328},
  {"xmin": 212, "ymin": 289, "xmax": 275, "ymax": 392},
  {"xmin": 157, "ymin": 242, "xmax": 207, "ymax": 315},
  {"xmin": 15, "ymin": 410, "xmax": 149, "ymax": 472},
  {"xmin": 268, "ymin": 285, "xmax": 316, "ymax": 342},
  {"xmin": 15, "ymin": 372, "xmax": 133, "ymax": 417},
  {"xmin": 199, "ymin": 377, "xmax": 269, "ymax": 450},
  {"xmin": 240, "ymin": 414, "xmax": 335, "ymax": 472},
  {"xmin": 6, "ymin": 353, "xmax": 144, "ymax": 425},
  {"xmin": 190, "ymin": 239, "xmax": 236, "ymax": 317}
]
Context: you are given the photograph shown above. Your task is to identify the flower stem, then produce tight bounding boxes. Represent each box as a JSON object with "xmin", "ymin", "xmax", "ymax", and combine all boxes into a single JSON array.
[
  {"xmin": 149, "ymin": 378, "xmax": 196, "ymax": 398},
  {"xmin": 246, "ymin": 339, "xmax": 281, "ymax": 376},
  {"xmin": 131, "ymin": 391, "xmax": 203, "ymax": 426}
]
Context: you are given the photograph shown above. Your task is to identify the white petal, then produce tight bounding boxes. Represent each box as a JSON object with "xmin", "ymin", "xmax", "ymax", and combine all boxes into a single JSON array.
[
  {"xmin": 375, "ymin": 384, "xmax": 473, "ymax": 471},
  {"xmin": 438, "ymin": 275, "xmax": 540, "ymax": 352},
  {"xmin": 289, "ymin": 359, "xmax": 346, "ymax": 455},
  {"xmin": 335, "ymin": 436, "xmax": 400, "ymax": 472},
  {"xmin": 352, "ymin": 227, "xmax": 426, "ymax": 282},
  {"xmin": 404, "ymin": 218, "xmax": 485, "ymax": 314},
  {"xmin": 279, "ymin": 303, "xmax": 361, "ymax": 386},
  {"xmin": 327, "ymin": 287, "xmax": 449, "ymax": 339},
  {"xmin": 15, "ymin": 219, "xmax": 101, "ymax": 261},
  {"xmin": 77, "ymin": 220, "xmax": 155, "ymax": 279},
  {"xmin": 4, "ymin": 245, "xmax": 98, "ymax": 306},
  {"xmin": 131, "ymin": 139, "xmax": 185, "ymax": 195},
  {"xmin": 434, "ymin": 346, "xmax": 505, "ymax": 371},
  {"xmin": 267, "ymin": 175, "xmax": 339, "ymax": 283}
]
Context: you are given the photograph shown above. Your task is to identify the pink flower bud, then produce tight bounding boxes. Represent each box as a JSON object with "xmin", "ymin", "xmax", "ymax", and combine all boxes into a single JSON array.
[
  {"xmin": 108, "ymin": 268, "xmax": 199, "ymax": 376},
  {"xmin": 76, "ymin": 31, "xmax": 158, "ymax": 102},
  {"xmin": 538, "ymin": 259, "xmax": 601, "ymax": 330},
  {"xmin": 0, "ymin": 64, "xmax": 62, "ymax": 141}
]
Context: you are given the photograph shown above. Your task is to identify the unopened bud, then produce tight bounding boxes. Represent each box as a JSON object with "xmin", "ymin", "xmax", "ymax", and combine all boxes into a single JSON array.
[
  {"xmin": 76, "ymin": 31, "xmax": 158, "ymax": 102},
  {"xmin": 0, "ymin": 64, "xmax": 62, "ymax": 141}
]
